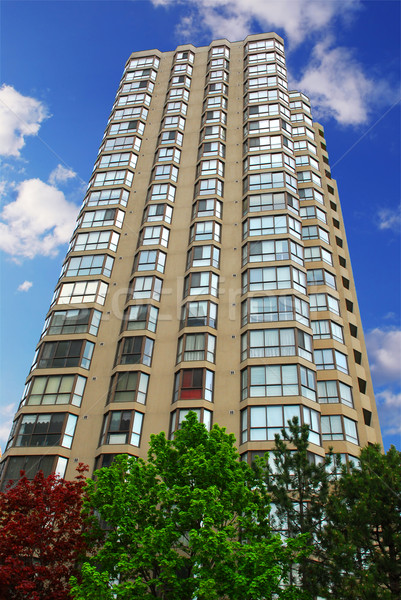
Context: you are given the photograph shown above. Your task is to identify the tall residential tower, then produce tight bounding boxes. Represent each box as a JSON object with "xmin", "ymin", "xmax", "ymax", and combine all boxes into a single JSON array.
[{"xmin": 0, "ymin": 33, "xmax": 382, "ymax": 487}]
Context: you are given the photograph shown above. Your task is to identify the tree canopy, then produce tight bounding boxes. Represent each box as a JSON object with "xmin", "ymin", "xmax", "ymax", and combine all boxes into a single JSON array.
[
  {"xmin": 0, "ymin": 465, "xmax": 89, "ymax": 600},
  {"xmin": 71, "ymin": 412, "xmax": 310, "ymax": 600}
]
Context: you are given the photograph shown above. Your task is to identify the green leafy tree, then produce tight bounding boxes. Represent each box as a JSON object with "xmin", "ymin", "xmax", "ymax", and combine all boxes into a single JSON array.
[
  {"xmin": 71, "ymin": 412, "xmax": 311, "ymax": 600},
  {"xmin": 261, "ymin": 418, "xmax": 333, "ymax": 597},
  {"xmin": 322, "ymin": 444, "xmax": 401, "ymax": 600}
]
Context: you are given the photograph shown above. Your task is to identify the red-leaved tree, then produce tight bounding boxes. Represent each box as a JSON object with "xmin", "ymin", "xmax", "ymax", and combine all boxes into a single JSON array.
[{"xmin": 0, "ymin": 464, "xmax": 89, "ymax": 600}]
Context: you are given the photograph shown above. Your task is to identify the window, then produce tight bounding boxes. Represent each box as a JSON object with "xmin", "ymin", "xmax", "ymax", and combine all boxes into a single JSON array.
[
  {"xmin": 321, "ymin": 415, "xmax": 358, "ymax": 445},
  {"xmin": 198, "ymin": 141, "xmax": 225, "ymax": 159},
  {"xmin": 124, "ymin": 69, "xmax": 156, "ymax": 83},
  {"xmin": 177, "ymin": 333, "xmax": 216, "ymax": 363},
  {"xmin": 309, "ymin": 293, "xmax": 340, "ymax": 315},
  {"xmin": 204, "ymin": 82, "xmax": 228, "ymax": 96},
  {"xmin": 36, "ymin": 340, "xmax": 94, "ymax": 370},
  {"xmin": 302, "ymin": 225, "xmax": 329, "ymax": 244},
  {"xmin": 174, "ymin": 50, "xmax": 194, "ymax": 63},
  {"xmin": 209, "ymin": 57, "xmax": 229, "ymax": 69},
  {"xmin": 189, "ymin": 221, "xmax": 221, "ymax": 242},
  {"xmin": 173, "ymin": 368, "xmax": 214, "ymax": 402},
  {"xmin": 70, "ymin": 230, "xmax": 120, "ymax": 253},
  {"xmin": 242, "ymin": 239, "xmax": 303, "ymax": 266},
  {"xmin": 304, "ymin": 246, "xmax": 333, "ymax": 266},
  {"xmin": 314, "ymin": 349, "xmax": 348, "ymax": 373},
  {"xmin": 44, "ymin": 308, "xmax": 101, "ymax": 337},
  {"xmin": 121, "ymin": 80, "xmax": 154, "ymax": 94},
  {"xmin": 197, "ymin": 159, "xmax": 224, "ymax": 177},
  {"xmin": 98, "ymin": 153, "xmax": 137, "ymax": 170},
  {"xmin": 245, "ymin": 88, "xmax": 288, "ymax": 105},
  {"xmin": 244, "ymin": 118, "xmax": 290, "ymax": 136},
  {"xmin": 122, "ymin": 305, "xmax": 158, "ymax": 332},
  {"xmin": 295, "ymin": 154, "xmax": 319, "ymax": 169},
  {"xmin": 116, "ymin": 92, "xmax": 152, "ymax": 107},
  {"xmin": 152, "ymin": 164, "xmax": 178, "ymax": 182},
  {"xmin": 100, "ymin": 410, "xmax": 144, "ymax": 446},
  {"xmin": 164, "ymin": 101, "xmax": 188, "ymax": 115},
  {"xmin": 204, "ymin": 96, "xmax": 227, "ymax": 110},
  {"xmin": 85, "ymin": 188, "xmax": 129, "ymax": 208},
  {"xmin": 143, "ymin": 204, "xmax": 173, "ymax": 224},
  {"xmin": 194, "ymin": 178, "xmax": 223, "ymax": 197},
  {"xmin": 210, "ymin": 45, "xmax": 230, "ymax": 58},
  {"xmin": 241, "ymin": 328, "xmax": 312, "ymax": 361},
  {"xmin": 244, "ymin": 152, "xmax": 295, "ymax": 172},
  {"xmin": 170, "ymin": 75, "xmax": 191, "ymax": 88},
  {"xmin": 134, "ymin": 249, "xmax": 166, "ymax": 273},
  {"xmin": 247, "ymin": 63, "xmax": 286, "ymax": 78},
  {"xmin": 241, "ymin": 405, "xmax": 320, "ymax": 445},
  {"xmin": 200, "ymin": 125, "xmax": 226, "ymax": 141},
  {"xmin": 317, "ymin": 380, "xmax": 353, "ymax": 407},
  {"xmin": 115, "ymin": 336, "xmax": 153, "ymax": 366},
  {"xmin": 298, "ymin": 188, "xmax": 324, "ymax": 205},
  {"xmin": 192, "ymin": 199, "xmax": 222, "ymax": 219},
  {"xmin": 243, "ymin": 192, "xmax": 299, "ymax": 215},
  {"xmin": 243, "ymin": 215, "xmax": 301, "ymax": 238},
  {"xmin": 22, "ymin": 374, "xmax": 86, "ymax": 407},
  {"xmin": 241, "ymin": 364, "xmax": 316, "ymax": 401},
  {"xmin": 184, "ymin": 271, "xmax": 219, "ymax": 297},
  {"xmin": 293, "ymin": 139, "xmax": 316, "ymax": 154},
  {"xmin": 147, "ymin": 183, "xmax": 176, "ymax": 202},
  {"xmin": 162, "ymin": 115, "xmax": 186, "ymax": 130},
  {"xmin": 130, "ymin": 276, "xmax": 162, "ymax": 301},
  {"xmin": 300, "ymin": 205, "xmax": 327, "ymax": 223},
  {"xmin": 53, "ymin": 280, "xmax": 108, "ymax": 306},
  {"xmin": 103, "ymin": 136, "xmax": 141, "ymax": 152},
  {"xmin": 242, "ymin": 266, "xmax": 306, "ymax": 295},
  {"xmin": 246, "ymin": 76, "xmax": 287, "ymax": 91},
  {"xmin": 170, "ymin": 408, "xmax": 212, "ymax": 437},
  {"xmin": 311, "ymin": 320, "xmax": 344, "ymax": 343},
  {"xmin": 62, "ymin": 254, "xmax": 114, "ymax": 279},
  {"xmin": 297, "ymin": 170, "xmax": 321, "ymax": 187},
  {"xmin": 79, "ymin": 208, "xmax": 125, "ymax": 228},
  {"xmin": 15, "ymin": 413, "xmax": 77, "ymax": 449},
  {"xmin": 180, "ymin": 301, "xmax": 217, "ymax": 329},
  {"xmin": 108, "ymin": 371, "xmax": 149, "ymax": 404},
  {"xmin": 244, "ymin": 134, "xmax": 293, "ymax": 153},
  {"xmin": 156, "ymin": 147, "xmax": 181, "ymax": 164},
  {"xmin": 292, "ymin": 126, "xmax": 315, "ymax": 140},
  {"xmin": 241, "ymin": 295, "xmax": 309, "ymax": 327},
  {"xmin": 159, "ymin": 130, "xmax": 183, "ymax": 146},
  {"xmin": 202, "ymin": 110, "xmax": 227, "ymax": 125},
  {"xmin": 207, "ymin": 70, "xmax": 229, "ymax": 83},
  {"xmin": 168, "ymin": 88, "xmax": 189, "ymax": 102},
  {"xmin": 244, "ymin": 172, "xmax": 297, "ymax": 192},
  {"xmin": 307, "ymin": 269, "xmax": 336, "ymax": 290},
  {"xmin": 139, "ymin": 225, "xmax": 170, "ymax": 247},
  {"xmin": 173, "ymin": 63, "xmax": 193, "ymax": 75},
  {"xmin": 128, "ymin": 56, "xmax": 160, "ymax": 69},
  {"xmin": 187, "ymin": 245, "xmax": 220, "ymax": 269},
  {"xmin": 0, "ymin": 456, "xmax": 65, "ymax": 488},
  {"xmin": 109, "ymin": 119, "xmax": 145, "ymax": 135},
  {"xmin": 245, "ymin": 103, "xmax": 288, "ymax": 118}
]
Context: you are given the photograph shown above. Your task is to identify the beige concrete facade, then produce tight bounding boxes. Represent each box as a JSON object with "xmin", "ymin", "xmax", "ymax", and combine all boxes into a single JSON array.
[{"xmin": 0, "ymin": 33, "xmax": 382, "ymax": 486}]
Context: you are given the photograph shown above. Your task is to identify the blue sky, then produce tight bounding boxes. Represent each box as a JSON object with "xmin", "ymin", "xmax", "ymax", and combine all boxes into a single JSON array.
[{"xmin": 1, "ymin": 0, "xmax": 400, "ymax": 451}]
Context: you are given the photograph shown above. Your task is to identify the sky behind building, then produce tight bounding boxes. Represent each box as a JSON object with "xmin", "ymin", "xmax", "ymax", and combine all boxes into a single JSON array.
[{"xmin": 1, "ymin": 0, "xmax": 400, "ymax": 450}]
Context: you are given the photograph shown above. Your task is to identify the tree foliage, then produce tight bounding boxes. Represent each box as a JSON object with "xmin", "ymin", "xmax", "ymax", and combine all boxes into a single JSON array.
[
  {"xmin": 323, "ymin": 444, "xmax": 401, "ymax": 600},
  {"xmin": 262, "ymin": 418, "xmax": 332, "ymax": 597},
  {"xmin": 0, "ymin": 464, "xmax": 89, "ymax": 600},
  {"xmin": 71, "ymin": 413, "xmax": 310, "ymax": 600}
]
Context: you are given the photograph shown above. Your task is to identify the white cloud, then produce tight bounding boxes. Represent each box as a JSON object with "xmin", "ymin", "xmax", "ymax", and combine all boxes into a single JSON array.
[
  {"xmin": 375, "ymin": 389, "xmax": 401, "ymax": 436},
  {"xmin": 377, "ymin": 205, "xmax": 401, "ymax": 233},
  {"xmin": 290, "ymin": 39, "xmax": 381, "ymax": 125},
  {"xmin": 0, "ymin": 85, "xmax": 48, "ymax": 157},
  {"xmin": 366, "ymin": 328, "xmax": 401, "ymax": 386},
  {"xmin": 17, "ymin": 280, "xmax": 33, "ymax": 292},
  {"xmin": 48, "ymin": 164, "xmax": 77, "ymax": 186},
  {"xmin": 0, "ymin": 403, "xmax": 17, "ymax": 451},
  {"xmin": 0, "ymin": 178, "xmax": 77, "ymax": 259},
  {"xmin": 152, "ymin": 0, "xmax": 361, "ymax": 47}
]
